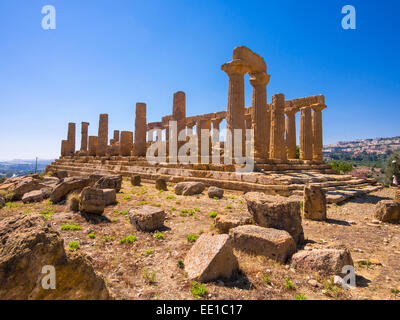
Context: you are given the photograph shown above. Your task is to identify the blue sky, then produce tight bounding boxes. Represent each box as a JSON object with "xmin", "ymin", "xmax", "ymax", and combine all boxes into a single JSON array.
[{"xmin": 0, "ymin": 0, "xmax": 399, "ymax": 160}]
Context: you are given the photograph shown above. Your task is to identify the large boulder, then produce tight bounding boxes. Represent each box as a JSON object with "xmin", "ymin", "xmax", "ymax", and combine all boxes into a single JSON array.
[
  {"xmin": 175, "ymin": 182, "xmax": 205, "ymax": 196},
  {"xmin": 129, "ymin": 206, "xmax": 166, "ymax": 232},
  {"xmin": 0, "ymin": 214, "xmax": 111, "ymax": 299},
  {"xmin": 50, "ymin": 177, "xmax": 90, "ymax": 203},
  {"xmin": 303, "ymin": 185, "xmax": 327, "ymax": 221},
  {"xmin": 291, "ymin": 247, "xmax": 353, "ymax": 275},
  {"xmin": 374, "ymin": 200, "xmax": 400, "ymax": 223},
  {"xmin": 79, "ymin": 187, "xmax": 105, "ymax": 215},
  {"xmin": 41, "ymin": 176, "xmax": 60, "ymax": 189},
  {"xmin": 102, "ymin": 189, "xmax": 116, "ymax": 206},
  {"xmin": 208, "ymin": 186, "xmax": 224, "ymax": 199},
  {"xmin": 94, "ymin": 175, "xmax": 122, "ymax": 193},
  {"xmin": 245, "ymin": 192, "xmax": 304, "ymax": 244},
  {"xmin": 215, "ymin": 213, "xmax": 253, "ymax": 234},
  {"xmin": 229, "ymin": 225, "xmax": 297, "ymax": 263},
  {"xmin": 184, "ymin": 234, "xmax": 238, "ymax": 282}
]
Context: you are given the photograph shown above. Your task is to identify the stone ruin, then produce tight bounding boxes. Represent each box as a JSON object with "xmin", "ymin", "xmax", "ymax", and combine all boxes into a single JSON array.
[{"xmin": 47, "ymin": 46, "xmax": 380, "ymax": 203}]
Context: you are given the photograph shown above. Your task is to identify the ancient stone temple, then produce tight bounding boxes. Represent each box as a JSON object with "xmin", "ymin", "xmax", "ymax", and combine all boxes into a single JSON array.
[{"xmin": 48, "ymin": 46, "xmax": 378, "ymax": 201}]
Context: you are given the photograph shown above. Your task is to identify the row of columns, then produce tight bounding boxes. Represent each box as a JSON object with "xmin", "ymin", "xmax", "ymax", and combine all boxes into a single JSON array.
[
  {"xmin": 61, "ymin": 102, "xmax": 148, "ymax": 158},
  {"xmin": 221, "ymin": 58, "xmax": 326, "ymax": 162}
]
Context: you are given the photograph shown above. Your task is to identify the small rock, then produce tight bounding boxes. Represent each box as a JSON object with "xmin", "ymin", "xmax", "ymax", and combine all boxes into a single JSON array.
[
  {"xmin": 208, "ymin": 186, "xmax": 224, "ymax": 199},
  {"xmin": 175, "ymin": 182, "xmax": 205, "ymax": 196},
  {"xmin": 308, "ymin": 279, "xmax": 319, "ymax": 287},
  {"xmin": 155, "ymin": 178, "xmax": 167, "ymax": 191},
  {"xmin": 131, "ymin": 175, "xmax": 141, "ymax": 186}
]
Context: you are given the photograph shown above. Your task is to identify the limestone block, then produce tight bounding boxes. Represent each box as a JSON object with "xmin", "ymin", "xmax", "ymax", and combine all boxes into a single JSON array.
[
  {"xmin": 245, "ymin": 192, "xmax": 304, "ymax": 244},
  {"xmin": 215, "ymin": 213, "xmax": 253, "ymax": 234},
  {"xmin": 94, "ymin": 175, "xmax": 122, "ymax": 193},
  {"xmin": 207, "ymin": 186, "xmax": 224, "ymax": 199},
  {"xmin": 374, "ymin": 200, "xmax": 400, "ymax": 223},
  {"xmin": 102, "ymin": 189, "xmax": 116, "ymax": 206},
  {"xmin": 131, "ymin": 175, "xmax": 141, "ymax": 186},
  {"xmin": 129, "ymin": 205, "xmax": 166, "ymax": 232},
  {"xmin": 303, "ymin": 185, "xmax": 327, "ymax": 221},
  {"xmin": 229, "ymin": 225, "xmax": 296, "ymax": 263},
  {"xmin": 175, "ymin": 182, "xmax": 205, "ymax": 196},
  {"xmin": 50, "ymin": 177, "xmax": 90, "ymax": 203},
  {"xmin": 22, "ymin": 190, "xmax": 44, "ymax": 203},
  {"xmin": 155, "ymin": 178, "xmax": 167, "ymax": 191},
  {"xmin": 291, "ymin": 248, "xmax": 353, "ymax": 275},
  {"xmin": 184, "ymin": 234, "xmax": 238, "ymax": 282},
  {"xmin": 79, "ymin": 187, "xmax": 105, "ymax": 215}
]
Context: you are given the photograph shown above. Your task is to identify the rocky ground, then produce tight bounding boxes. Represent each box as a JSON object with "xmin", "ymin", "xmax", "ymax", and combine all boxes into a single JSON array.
[{"xmin": 0, "ymin": 178, "xmax": 399, "ymax": 300}]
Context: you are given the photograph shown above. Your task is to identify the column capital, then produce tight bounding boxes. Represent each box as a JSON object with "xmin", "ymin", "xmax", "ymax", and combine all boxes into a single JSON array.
[
  {"xmin": 284, "ymin": 107, "xmax": 298, "ymax": 115},
  {"xmin": 221, "ymin": 59, "xmax": 250, "ymax": 76},
  {"xmin": 211, "ymin": 118, "xmax": 223, "ymax": 126},
  {"xmin": 311, "ymin": 103, "xmax": 327, "ymax": 112},
  {"xmin": 249, "ymin": 72, "xmax": 270, "ymax": 86}
]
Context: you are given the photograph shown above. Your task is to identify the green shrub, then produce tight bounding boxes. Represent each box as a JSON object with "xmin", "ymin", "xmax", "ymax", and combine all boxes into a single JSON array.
[
  {"xmin": 68, "ymin": 241, "xmax": 79, "ymax": 250},
  {"xmin": 61, "ymin": 223, "xmax": 82, "ymax": 231},
  {"xmin": 191, "ymin": 282, "xmax": 207, "ymax": 298},
  {"xmin": 154, "ymin": 232, "xmax": 164, "ymax": 239},
  {"xmin": 209, "ymin": 211, "xmax": 218, "ymax": 218},
  {"xmin": 284, "ymin": 277, "xmax": 294, "ymax": 290},
  {"xmin": 187, "ymin": 233, "xmax": 199, "ymax": 242},
  {"xmin": 145, "ymin": 249, "xmax": 154, "ymax": 256},
  {"xmin": 119, "ymin": 235, "xmax": 137, "ymax": 244},
  {"xmin": 88, "ymin": 232, "xmax": 96, "ymax": 239},
  {"xmin": 177, "ymin": 259, "xmax": 184, "ymax": 269},
  {"xmin": 295, "ymin": 293, "xmax": 307, "ymax": 300}
]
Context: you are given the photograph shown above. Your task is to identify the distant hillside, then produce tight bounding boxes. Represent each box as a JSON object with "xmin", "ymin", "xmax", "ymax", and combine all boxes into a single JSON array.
[
  {"xmin": 323, "ymin": 136, "xmax": 400, "ymax": 168},
  {"xmin": 0, "ymin": 159, "xmax": 54, "ymax": 178}
]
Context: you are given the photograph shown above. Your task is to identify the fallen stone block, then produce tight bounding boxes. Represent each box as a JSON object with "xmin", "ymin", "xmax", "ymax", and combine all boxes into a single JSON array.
[
  {"xmin": 50, "ymin": 177, "xmax": 90, "ymax": 203},
  {"xmin": 374, "ymin": 200, "xmax": 400, "ymax": 223},
  {"xmin": 53, "ymin": 171, "xmax": 68, "ymax": 179},
  {"xmin": 245, "ymin": 192, "xmax": 304, "ymax": 244},
  {"xmin": 94, "ymin": 175, "xmax": 122, "ymax": 193},
  {"xmin": 184, "ymin": 234, "xmax": 238, "ymax": 282},
  {"xmin": 208, "ymin": 186, "xmax": 224, "ymax": 199},
  {"xmin": 0, "ymin": 214, "xmax": 111, "ymax": 299},
  {"xmin": 229, "ymin": 225, "xmax": 296, "ymax": 263},
  {"xmin": 155, "ymin": 178, "xmax": 167, "ymax": 191},
  {"xmin": 102, "ymin": 189, "xmax": 116, "ymax": 206},
  {"xmin": 22, "ymin": 190, "xmax": 45, "ymax": 203},
  {"xmin": 215, "ymin": 214, "xmax": 253, "ymax": 233},
  {"xmin": 291, "ymin": 247, "xmax": 353, "ymax": 275},
  {"xmin": 10, "ymin": 177, "xmax": 46, "ymax": 200},
  {"xmin": 129, "ymin": 205, "xmax": 166, "ymax": 232},
  {"xmin": 131, "ymin": 175, "xmax": 141, "ymax": 186},
  {"xmin": 303, "ymin": 185, "xmax": 327, "ymax": 221},
  {"xmin": 79, "ymin": 187, "xmax": 105, "ymax": 215},
  {"xmin": 175, "ymin": 182, "xmax": 205, "ymax": 196}
]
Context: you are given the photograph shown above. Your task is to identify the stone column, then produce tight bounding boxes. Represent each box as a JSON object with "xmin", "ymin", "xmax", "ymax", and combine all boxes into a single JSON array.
[
  {"xmin": 113, "ymin": 130, "xmax": 120, "ymax": 142},
  {"xmin": 285, "ymin": 106, "xmax": 298, "ymax": 159},
  {"xmin": 250, "ymin": 72, "xmax": 270, "ymax": 160},
  {"xmin": 67, "ymin": 122, "xmax": 76, "ymax": 155},
  {"xmin": 269, "ymin": 94, "xmax": 286, "ymax": 160},
  {"xmin": 61, "ymin": 140, "xmax": 68, "ymax": 156},
  {"xmin": 221, "ymin": 60, "xmax": 249, "ymax": 156},
  {"xmin": 80, "ymin": 122, "xmax": 89, "ymax": 152},
  {"xmin": 88, "ymin": 136, "xmax": 98, "ymax": 156},
  {"xmin": 133, "ymin": 103, "xmax": 147, "ymax": 156},
  {"xmin": 299, "ymin": 106, "xmax": 313, "ymax": 160},
  {"xmin": 173, "ymin": 91, "xmax": 186, "ymax": 144},
  {"xmin": 311, "ymin": 103, "xmax": 327, "ymax": 161},
  {"xmin": 120, "ymin": 131, "xmax": 133, "ymax": 156},
  {"xmin": 97, "ymin": 114, "xmax": 108, "ymax": 156},
  {"xmin": 196, "ymin": 119, "xmax": 211, "ymax": 164}
]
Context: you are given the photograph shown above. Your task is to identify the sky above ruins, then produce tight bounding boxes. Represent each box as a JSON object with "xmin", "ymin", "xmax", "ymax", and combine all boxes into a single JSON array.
[{"xmin": 0, "ymin": 0, "xmax": 399, "ymax": 159}]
